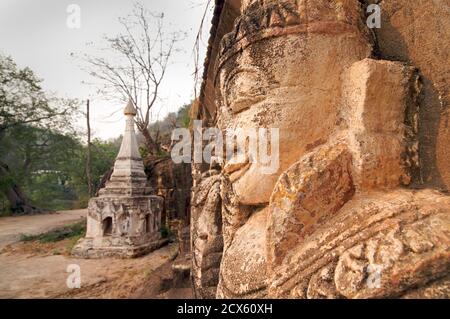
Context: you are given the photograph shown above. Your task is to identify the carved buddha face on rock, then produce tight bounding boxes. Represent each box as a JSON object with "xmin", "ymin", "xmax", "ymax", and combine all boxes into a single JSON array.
[
  {"xmin": 212, "ymin": 0, "xmax": 374, "ymax": 298},
  {"xmin": 197, "ymin": 0, "xmax": 450, "ymax": 299},
  {"xmin": 215, "ymin": 0, "xmax": 372, "ymax": 206}
]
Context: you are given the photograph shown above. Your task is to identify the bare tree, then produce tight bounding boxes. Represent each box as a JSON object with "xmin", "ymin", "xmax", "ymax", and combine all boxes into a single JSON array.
[{"xmin": 81, "ymin": 2, "xmax": 184, "ymax": 155}]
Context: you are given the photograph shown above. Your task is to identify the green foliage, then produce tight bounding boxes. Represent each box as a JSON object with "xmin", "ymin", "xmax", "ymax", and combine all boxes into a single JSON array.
[
  {"xmin": 160, "ymin": 225, "xmax": 172, "ymax": 239},
  {"xmin": 27, "ymin": 173, "xmax": 76, "ymax": 211},
  {"xmin": 83, "ymin": 138, "xmax": 120, "ymax": 192},
  {"xmin": 0, "ymin": 54, "xmax": 79, "ymax": 135},
  {"xmin": 147, "ymin": 102, "xmax": 192, "ymax": 150},
  {"xmin": 0, "ymin": 53, "xmax": 192, "ymax": 214},
  {"xmin": 1, "ymin": 124, "xmax": 119, "ymax": 212},
  {"xmin": 177, "ymin": 103, "xmax": 191, "ymax": 129},
  {"xmin": 0, "ymin": 53, "xmax": 83, "ymax": 213},
  {"xmin": 139, "ymin": 145, "xmax": 149, "ymax": 159},
  {"xmin": 0, "ymin": 53, "xmax": 120, "ymax": 213},
  {"xmin": 156, "ymin": 148, "xmax": 170, "ymax": 159},
  {"xmin": 0, "ymin": 192, "xmax": 11, "ymax": 216},
  {"xmin": 20, "ymin": 221, "xmax": 86, "ymax": 243},
  {"xmin": 50, "ymin": 137, "xmax": 119, "ymax": 209}
]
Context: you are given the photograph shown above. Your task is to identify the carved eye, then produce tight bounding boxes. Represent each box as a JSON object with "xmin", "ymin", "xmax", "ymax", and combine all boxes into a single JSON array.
[{"xmin": 224, "ymin": 69, "xmax": 267, "ymax": 114}]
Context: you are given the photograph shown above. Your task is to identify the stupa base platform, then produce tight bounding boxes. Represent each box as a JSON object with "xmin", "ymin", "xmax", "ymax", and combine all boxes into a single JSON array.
[{"xmin": 72, "ymin": 237, "xmax": 169, "ymax": 259}]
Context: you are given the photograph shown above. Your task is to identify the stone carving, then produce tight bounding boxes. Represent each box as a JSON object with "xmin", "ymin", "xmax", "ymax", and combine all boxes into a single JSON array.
[
  {"xmin": 193, "ymin": 0, "xmax": 450, "ymax": 298},
  {"xmin": 191, "ymin": 163, "xmax": 224, "ymax": 298},
  {"xmin": 72, "ymin": 101, "xmax": 164, "ymax": 258},
  {"xmin": 270, "ymin": 191, "xmax": 450, "ymax": 299}
]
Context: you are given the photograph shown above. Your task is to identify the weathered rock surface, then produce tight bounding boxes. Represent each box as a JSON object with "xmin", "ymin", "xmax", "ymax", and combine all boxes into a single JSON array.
[
  {"xmin": 364, "ymin": 0, "xmax": 450, "ymax": 191},
  {"xmin": 146, "ymin": 157, "xmax": 191, "ymax": 226},
  {"xmin": 269, "ymin": 190, "xmax": 450, "ymax": 299},
  {"xmin": 217, "ymin": 207, "xmax": 268, "ymax": 298},
  {"xmin": 268, "ymin": 142, "xmax": 355, "ymax": 269},
  {"xmin": 191, "ymin": 170, "xmax": 223, "ymax": 298},
  {"xmin": 340, "ymin": 58, "xmax": 420, "ymax": 190}
]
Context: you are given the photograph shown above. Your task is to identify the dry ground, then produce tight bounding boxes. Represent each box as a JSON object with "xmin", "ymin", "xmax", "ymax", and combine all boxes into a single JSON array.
[
  {"xmin": 0, "ymin": 209, "xmax": 86, "ymax": 250},
  {"xmin": 0, "ymin": 210, "xmax": 179, "ymax": 298}
]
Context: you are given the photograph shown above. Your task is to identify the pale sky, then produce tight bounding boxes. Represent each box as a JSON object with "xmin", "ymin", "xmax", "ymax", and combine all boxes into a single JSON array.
[{"xmin": 0, "ymin": 0, "xmax": 213, "ymax": 140}]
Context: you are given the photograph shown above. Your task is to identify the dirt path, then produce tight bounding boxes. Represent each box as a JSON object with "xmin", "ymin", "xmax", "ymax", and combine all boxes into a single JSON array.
[
  {"xmin": 0, "ymin": 210, "xmax": 179, "ymax": 299},
  {"xmin": 0, "ymin": 243, "xmax": 178, "ymax": 298},
  {"xmin": 0, "ymin": 210, "xmax": 87, "ymax": 250}
]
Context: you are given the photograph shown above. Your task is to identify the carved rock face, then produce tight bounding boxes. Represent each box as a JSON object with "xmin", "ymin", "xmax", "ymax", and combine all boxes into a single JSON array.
[
  {"xmin": 268, "ymin": 189, "xmax": 450, "ymax": 299},
  {"xmin": 191, "ymin": 173, "xmax": 224, "ymax": 298},
  {"xmin": 195, "ymin": 0, "xmax": 450, "ymax": 299},
  {"xmin": 217, "ymin": 207, "xmax": 268, "ymax": 298},
  {"xmin": 211, "ymin": 0, "xmax": 374, "ymax": 298},
  {"xmin": 215, "ymin": 0, "xmax": 372, "ymax": 205}
]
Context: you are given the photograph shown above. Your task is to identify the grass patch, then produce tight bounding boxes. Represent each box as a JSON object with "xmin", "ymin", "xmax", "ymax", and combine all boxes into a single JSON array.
[
  {"xmin": 20, "ymin": 221, "xmax": 86, "ymax": 243},
  {"xmin": 65, "ymin": 232, "xmax": 85, "ymax": 252}
]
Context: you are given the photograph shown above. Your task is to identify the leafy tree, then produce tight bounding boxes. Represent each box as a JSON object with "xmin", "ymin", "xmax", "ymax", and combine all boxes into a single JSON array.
[
  {"xmin": 0, "ymin": 53, "xmax": 79, "ymax": 214},
  {"xmin": 0, "ymin": 55, "xmax": 77, "ymax": 136}
]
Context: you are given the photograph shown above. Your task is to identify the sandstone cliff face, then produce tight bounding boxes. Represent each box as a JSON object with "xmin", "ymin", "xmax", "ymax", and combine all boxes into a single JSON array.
[
  {"xmin": 146, "ymin": 158, "xmax": 191, "ymax": 227},
  {"xmin": 192, "ymin": 0, "xmax": 450, "ymax": 299}
]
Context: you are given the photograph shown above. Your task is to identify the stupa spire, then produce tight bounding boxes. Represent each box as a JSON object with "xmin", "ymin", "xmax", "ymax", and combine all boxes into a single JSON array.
[
  {"xmin": 124, "ymin": 99, "xmax": 137, "ymax": 116},
  {"xmin": 98, "ymin": 100, "xmax": 149, "ymax": 197}
]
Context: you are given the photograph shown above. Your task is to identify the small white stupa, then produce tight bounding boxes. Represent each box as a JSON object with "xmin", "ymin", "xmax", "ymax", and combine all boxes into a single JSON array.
[{"xmin": 73, "ymin": 100, "xmax": 164, "ymax": 258}]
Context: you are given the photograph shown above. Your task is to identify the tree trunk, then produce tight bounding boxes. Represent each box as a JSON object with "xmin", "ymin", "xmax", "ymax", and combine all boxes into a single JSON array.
[
  {"xmin": 0, "ymin": 161, "xmax": 42, "ymax": 215},
  {"xmin": 86, "ymin": 99, "xmax": 94, "ymax": 197},
  {"xmin": 95, "ymin": 166, "xmax": 114, "ymax": 196},
  {"xmin": 140, "ymin": 126, "xmax": 160, "ymax": 155}
]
